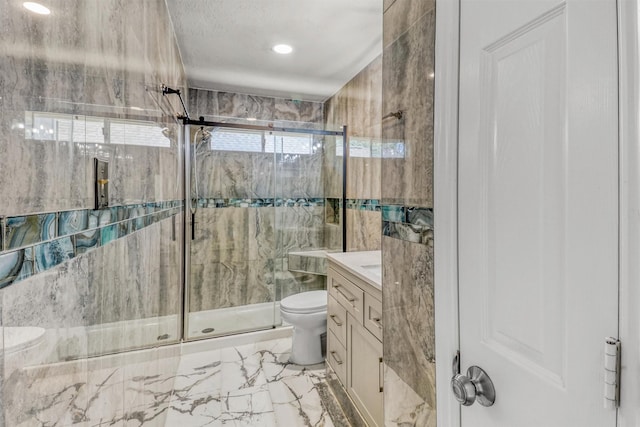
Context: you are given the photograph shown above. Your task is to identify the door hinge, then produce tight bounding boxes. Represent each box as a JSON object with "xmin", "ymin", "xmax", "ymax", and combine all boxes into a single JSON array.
[{"xmin": 604, "ymin": 337, "xmax": 621, "ymax": 409}]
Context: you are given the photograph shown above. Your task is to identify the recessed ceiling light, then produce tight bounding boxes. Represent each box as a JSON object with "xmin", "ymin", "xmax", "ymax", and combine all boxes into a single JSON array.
[
  {"xmin": 246, "ymin": 117, "xmax": 257, "ymax": 121},
  {"xmin": 130, "ymin": 106, "xmax": 144, "ymax": 111},
  {"xmin": 272, "ymin": 44, "xmax": 293, "ymax": 55},
  {"xmin": 23, "ymin": 2, "xmax": 51, "ymax": 15}
]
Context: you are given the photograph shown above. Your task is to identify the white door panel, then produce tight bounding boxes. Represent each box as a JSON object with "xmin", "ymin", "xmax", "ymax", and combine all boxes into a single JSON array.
[{"xmin": 458, "ymin": 1, "xmax": 619, "ymax": 426}]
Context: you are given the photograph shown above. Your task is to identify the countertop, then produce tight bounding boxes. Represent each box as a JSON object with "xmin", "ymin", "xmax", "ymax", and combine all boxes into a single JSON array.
[{"xmin": 326, "ymin": 250, "xmax": 382, "ymax": 291}]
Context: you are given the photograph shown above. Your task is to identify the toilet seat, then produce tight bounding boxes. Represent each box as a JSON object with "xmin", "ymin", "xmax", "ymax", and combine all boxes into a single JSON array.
[{"xmin": 280, "ymin": 290, "xmax": 327, "ymax": 314}]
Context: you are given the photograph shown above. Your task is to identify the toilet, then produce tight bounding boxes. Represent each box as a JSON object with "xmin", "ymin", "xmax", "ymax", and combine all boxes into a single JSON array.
[{"xmin": 280, "ymin": 290, "xmax": 328, "ymax": 365}]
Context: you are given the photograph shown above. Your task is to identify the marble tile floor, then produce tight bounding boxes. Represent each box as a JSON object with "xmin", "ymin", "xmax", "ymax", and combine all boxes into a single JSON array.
[{"xmin": 5, "ymin": 336, "xmax": 348, "ymax": 427}]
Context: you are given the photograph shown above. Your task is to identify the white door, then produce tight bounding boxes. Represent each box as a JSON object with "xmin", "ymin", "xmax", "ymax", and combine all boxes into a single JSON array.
[{"xmin": 457, "ymin": 1, "xmax": 619, "ymax": 426}]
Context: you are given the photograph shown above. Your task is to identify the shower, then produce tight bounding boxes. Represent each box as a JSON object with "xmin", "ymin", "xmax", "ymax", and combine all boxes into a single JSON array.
[
  {"xmin": 183, "ymin": 117, "xmax": 346, "ymax": 341},
  {"xmin": 161, "ymin": 85, "xmax": 348, "ymax": 341}
]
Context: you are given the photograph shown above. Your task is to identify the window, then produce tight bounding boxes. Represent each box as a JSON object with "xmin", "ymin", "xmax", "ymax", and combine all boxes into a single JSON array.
[
  {"xmin": 209, "ymin": 130, "xmax": 315, "ymax": 155},
  {"xmin": 210, "ymin": 129, "xmax": 262, "ymax": 152},
  {"xmin": 23, "ymin": 112, "xmax": 171, "ymax": 147},
  {"xmin": 108, "ymin": 119, "xmax": 171, "ymax": 147},
  {"xmin": 335, "ymin": 136, "xmax": 402, "ymax": 158},
  {"xmin": 265, "ymin": 133, "xmax": 313, "ymax": 155}
]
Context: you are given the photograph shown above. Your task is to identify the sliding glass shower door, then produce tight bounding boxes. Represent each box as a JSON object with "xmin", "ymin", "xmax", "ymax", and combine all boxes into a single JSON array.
[
  {"xmin": 184, "ymin": 122, "xmax": 344, "ymax": 341},
  {"xmin": 186, "ymin": 126, "xmax": 276, "ymax": 339}
]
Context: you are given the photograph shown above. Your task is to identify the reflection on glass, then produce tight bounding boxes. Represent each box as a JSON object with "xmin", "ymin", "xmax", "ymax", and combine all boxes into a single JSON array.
[
  {"xmin": 209, "ymin": 128, "xmax": 316, "ymax": 155},
  {"xmin": 335, "ymin": 136, "xmax": 404, "ymax": 158},
  {"xmin": 21, "ymin": 111, "xmax": 171, "ymax": 147},
  {"xmin": 187, "ymin": 126, "xmax": 339, "ymax": 341}
]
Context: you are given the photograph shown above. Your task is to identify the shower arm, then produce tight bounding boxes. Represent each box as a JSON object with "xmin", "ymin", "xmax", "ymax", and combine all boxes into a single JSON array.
[{"xmin": 161, "ymin": 84, "xmax": 190, "ymax": 120}]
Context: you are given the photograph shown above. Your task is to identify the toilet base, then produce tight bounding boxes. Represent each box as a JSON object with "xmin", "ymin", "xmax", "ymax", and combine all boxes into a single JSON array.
[{"xmin": 289, "ymin": 326, "xmax": 326, "ymax": 365}]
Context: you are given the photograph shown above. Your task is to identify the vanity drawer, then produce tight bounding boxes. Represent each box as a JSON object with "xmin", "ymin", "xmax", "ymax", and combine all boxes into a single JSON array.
[
  {"xmin": 328, "ymin": 268, "xmax": 364, "ymax": 323},
  {"xmin": 327, "ymin": 329, "xmax": 347, "ymax": 386},
  {"xmin": 328, "ymin": 294, "xmax": 347, "ymax": 345},
  {"xmin": 363, "ymin": 293, "xmax": 383, "ymax": 342}
]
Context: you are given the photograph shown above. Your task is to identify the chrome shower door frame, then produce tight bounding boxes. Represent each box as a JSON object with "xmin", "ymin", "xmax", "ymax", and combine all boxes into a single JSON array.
[{"xmin": 180, "ymin": 119, "xmax": 346, "ymax": 343}]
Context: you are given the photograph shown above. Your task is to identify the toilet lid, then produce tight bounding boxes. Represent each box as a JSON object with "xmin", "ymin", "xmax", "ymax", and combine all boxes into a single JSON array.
[{"xmin": 280, "ymin": 290, "xmax": 327, "ymax": 314}]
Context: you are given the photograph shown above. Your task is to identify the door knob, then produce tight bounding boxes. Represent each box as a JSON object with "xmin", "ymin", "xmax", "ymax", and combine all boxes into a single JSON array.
[{"xmin": 451, "ymin": 365, "xmax": 496, "ymax": 407}]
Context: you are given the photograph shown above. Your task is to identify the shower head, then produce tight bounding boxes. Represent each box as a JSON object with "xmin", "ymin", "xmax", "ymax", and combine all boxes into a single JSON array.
[{"xmin": 192, "ymin": 127, "xmax": 212, "ymax": 154}]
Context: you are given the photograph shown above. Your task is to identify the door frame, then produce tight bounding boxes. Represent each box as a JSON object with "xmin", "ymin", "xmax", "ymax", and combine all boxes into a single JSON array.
[
  {"xmin": 433, "ymin": 0, "xmax": 462, "ymax": 425},
  {"xmin": 617, "ymin": 0, "xmax": 640, "ymax": 425},
  {"xmin": 433, "ymin": 0, "xmax": 638, "ymax": 425}
]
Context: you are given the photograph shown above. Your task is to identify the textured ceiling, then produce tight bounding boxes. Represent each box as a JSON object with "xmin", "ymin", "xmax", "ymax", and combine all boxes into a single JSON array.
[{"xmin": 166, "ymin": 0, "xmax": 382, "ymax": 102}]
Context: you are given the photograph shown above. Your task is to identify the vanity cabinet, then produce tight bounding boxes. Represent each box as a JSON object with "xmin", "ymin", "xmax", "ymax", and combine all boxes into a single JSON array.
[
  {"xmin": 347, "ymin": 313, "xmax": 383, "ymax": 426},
  {"xmin": 327, "ymin": 262, "xmax": 383, "ymax": 427}
]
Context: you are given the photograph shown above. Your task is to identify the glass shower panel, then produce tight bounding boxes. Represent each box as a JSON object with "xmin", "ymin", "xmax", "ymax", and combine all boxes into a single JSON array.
[
  {"xmin": 324, "ymin": 133, "xmax": 345, "ymax": 252},
  {"xmin": 186, "ymin": 127, "xmax": 277, "ymax": 339},
  {"xmin": 185, "ymin": 123, "xmax": 344, "ymax": 337},
  {"xmin": 274, "ymin": 131, "xmax": 329, "ymax": 316}
]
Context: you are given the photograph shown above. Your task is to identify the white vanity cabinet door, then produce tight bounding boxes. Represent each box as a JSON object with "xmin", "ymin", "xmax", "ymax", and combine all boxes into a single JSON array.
[
  {"xmin": 363, "ymin": 293, "xmax": 383, "ymax": 342},
  {"xmin": 347, "ymin": 313, "xmax": 384, "ymax": 427}
]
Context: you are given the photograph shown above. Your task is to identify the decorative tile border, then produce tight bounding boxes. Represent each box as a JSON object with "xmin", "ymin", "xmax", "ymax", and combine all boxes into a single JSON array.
[
  {"xmin": 383, "ymin": 205, "xmax": 433, "ymax": 245},
  {"xmin": 195, "ymin": 198, "xmax": 326, "ymax": 208},
  {"xmin": 343, "ymin": 199, "xmax": 432, "ymax": 245},
  {"xmin": 0, "ymin": 200, "xmax": 183, "ymax": 289},
  {"xmin": 345, "ymin": 199, "xmax": 381, "ymax": 211}
]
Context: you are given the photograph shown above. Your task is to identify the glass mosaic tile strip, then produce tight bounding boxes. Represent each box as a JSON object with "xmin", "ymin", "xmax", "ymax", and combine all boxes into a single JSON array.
[
  {"xmin": 0, "ymin": 249, "xmax": 26, "ymax": 289},
  {"xmin": 195, "ymin": 198, "xmax": 327, "ymax": 208},
  {"xmin": 35, "ymin": 237, "xmax": 75, "ymax": 272},
  {"xmin": 101, "ymin": 224, "xmax": 118, "ymax": 246},
  {"xmin": 73, "ymin": 229, "xmax": 100, "ymax": 255},
  {"xmin": 406, "ymin": 207, "xmax": 433, "ymax": 227},
  {"xmin": 382, "ymin": 206, "xmax": 433, "ymax": 245},
  {"xmin": 382, "ymin": 205, "xmax": 405, "ymax": 222},
  {"xmin": 383, "ymin": 221, "xmax": 433, "ymax": 245},
  {"xmin": 4, "ymin": 213, "xmax": 56, "ymax": 251},
  {"xmin": 1, "ymin": 200, "xmax": 184, "ymax": 254},
  {"xmin": 58, "ymin": 210, "xmax": 89, "ymax": 237},
  {"xmin": 0, "ymin": 205, "xmax": 182, "ymax": 289},
  {"xmin": 345, "ymin": 199, "xmax": 382, "ymax": 211},
  {"xmin": 18, "ymin": 247, "xmax": 36, "ymax": 281},
  {"xmin": 118, "ymin": 220, "xmax": 132, "ymax": 238}
]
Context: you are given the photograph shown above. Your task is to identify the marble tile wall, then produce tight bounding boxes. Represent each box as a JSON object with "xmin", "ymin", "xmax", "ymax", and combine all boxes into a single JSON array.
[
  {"xmin": 189, "ymin": 89, "xmax": 324, "ymax": 125},
  {"xmin": 0, "ymin": 0, "xmax": 186, "ymax": 422},
  {"xmin": 381, "ymin": 0, "xmax": 437, "ymax": 425},
  {"xmin": 190, "ymin": 203, "xmax": 326, "ymax": 313},
  {"xmin": 187, "ymin": 88, "xmax": 329, "ymax": 316},
  {"xmin": 0, "ymin": 1, "xmax": 185, "ymax": 216},
  {"xmin": 2, "ymin": 214, "xmax": 183, "ymax": 359},
  {"xmin": 324, "ymin": 56, "xmax": 383, "ymax": 252}
]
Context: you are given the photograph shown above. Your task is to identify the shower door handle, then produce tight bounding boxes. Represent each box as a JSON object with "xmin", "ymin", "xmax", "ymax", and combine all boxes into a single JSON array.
[{"xmin": 191, "ymin": 212, "xmax": 196, "ymax": 240}]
